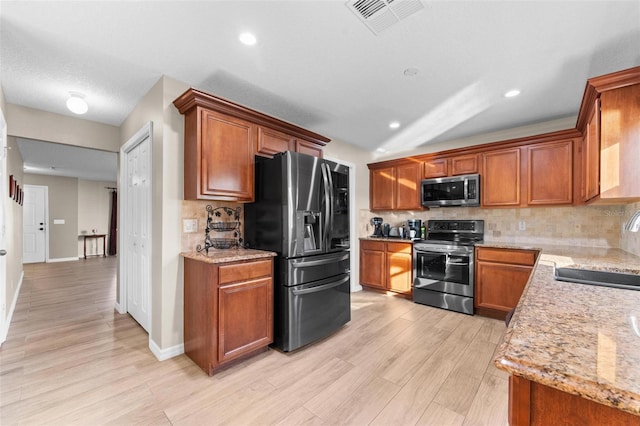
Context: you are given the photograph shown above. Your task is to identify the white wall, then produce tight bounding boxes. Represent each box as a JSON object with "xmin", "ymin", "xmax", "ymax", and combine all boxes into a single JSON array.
[{"xmin": 119, "ymin": 75, "xmax": 189, "ymax": 356}]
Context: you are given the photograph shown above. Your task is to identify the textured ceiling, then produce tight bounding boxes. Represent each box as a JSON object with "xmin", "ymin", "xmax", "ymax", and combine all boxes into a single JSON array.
[
  {"xmin": 17, "ymin": 138, "xmax": 117, "ymax": 182},
  {"xmin": 2, "ymin": 1, "xmax": 640, "ymax": 163}
]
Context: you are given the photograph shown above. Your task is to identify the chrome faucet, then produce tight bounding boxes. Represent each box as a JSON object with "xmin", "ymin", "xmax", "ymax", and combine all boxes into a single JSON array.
[{"xmin": 624, "ymin": 210, "xmax": 640, "ymax": 232}]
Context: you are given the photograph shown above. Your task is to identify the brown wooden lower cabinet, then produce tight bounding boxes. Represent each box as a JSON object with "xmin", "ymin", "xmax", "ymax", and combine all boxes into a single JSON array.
[
  {"xmin": 509, "ymin": 375, "xmax": 640, "ymax": 425},
  {"xmin": 474, "ymin": 247, "xmax": 537, "ymax": 320},
  {"xmin": 184, "ymin": 256, "xmax": 274, "ymax": 375},
  {"xmin": 359, "ymin": 239, "xmax": 412, "ymax": 296}
]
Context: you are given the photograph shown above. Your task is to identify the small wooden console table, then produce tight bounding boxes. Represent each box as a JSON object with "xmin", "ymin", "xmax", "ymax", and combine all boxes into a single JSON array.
[{"xmin": 83, "ymin": 234, "xmax": 107, "ymax": 259}]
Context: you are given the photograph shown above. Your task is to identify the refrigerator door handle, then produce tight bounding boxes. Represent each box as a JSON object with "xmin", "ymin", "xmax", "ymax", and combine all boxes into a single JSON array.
[
  {"xmin": 291, "ymin": 274, "xmax": 350, "ymax": 295},
  {"xmin": 321, "ymin": 162, "xmax": 331, "ymax": 251},
  {"xmin": 290, "ymin": 252, "xmax": 350, "ymax": 268}
]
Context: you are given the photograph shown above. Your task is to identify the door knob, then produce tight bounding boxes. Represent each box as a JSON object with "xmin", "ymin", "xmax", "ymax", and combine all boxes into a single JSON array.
[
  {"xmin": 40, "ymin": 222, "xmax": 44, "ymax": 225},
  {"xmin": 0, "ymin": 249, "xmax": 6, "ymax": 256},
  {"xmin": 39, "ymin": 228, "xmax": 44, "ymax": 231}
]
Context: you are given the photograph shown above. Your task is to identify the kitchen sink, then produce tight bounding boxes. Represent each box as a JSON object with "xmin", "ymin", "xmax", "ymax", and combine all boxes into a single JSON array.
[{"xmin": 554, "ymin": 267, "xmax": 640, "ymax": 291}]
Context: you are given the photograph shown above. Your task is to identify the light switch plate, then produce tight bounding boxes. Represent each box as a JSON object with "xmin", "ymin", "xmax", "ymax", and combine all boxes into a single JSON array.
[
  {"xmin": 183, "ymin": 219, "xmax": 198, "ymax": 233},
  {"xmin": 53, "ymin": 219, "xmax": 65, "ymax": 225}
]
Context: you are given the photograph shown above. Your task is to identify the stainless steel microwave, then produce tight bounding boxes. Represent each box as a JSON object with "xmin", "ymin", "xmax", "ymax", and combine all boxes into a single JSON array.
[{"xmin": 421, "ymin": 173, "xmax": 480, "ymax": 207}]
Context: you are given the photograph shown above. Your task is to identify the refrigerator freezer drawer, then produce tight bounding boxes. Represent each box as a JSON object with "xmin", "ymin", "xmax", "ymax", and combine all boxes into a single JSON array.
[
  {"xmin": 283, "ymin": 251, "xmax": 350, "ymax": 287},
  {"xmin": 275, "ymin": 273, "xmax": 351, "ymax": 352}
]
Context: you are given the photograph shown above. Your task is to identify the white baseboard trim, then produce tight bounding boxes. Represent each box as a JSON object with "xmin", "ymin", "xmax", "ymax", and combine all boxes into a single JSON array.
[
  {"xmin": 149, "ymin": 338, "xmax": 184, "ymax": 361},
  {"xmin": 47, "ymin": 257, "xmax": 79, "ymax": 263},
  {"xmin": 1, "ymin": 270, "xmax": 24, "ymax": 345},
  {"xmin": 351, "ymin": 284, "xmax": 364, "ymax": 292},
  {"xmin": 114, "ymin": 301, "xmax": 126, "ymax": 314}
]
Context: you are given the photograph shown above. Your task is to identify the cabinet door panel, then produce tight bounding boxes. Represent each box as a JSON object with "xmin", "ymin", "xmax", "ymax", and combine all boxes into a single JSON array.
[
  {"xmin": 583, "ymin": 99, "xmax": 600, "ymax": 201},
  {"xmin": 387, "ymin": 251, "xmax": 412, "ymax": 294},
  {"xmin": 423, "ymin": 158, "xmax": 448, "ymax": 178},
  {"xmin": 295, "ymin": 140, "xmax": 323, "ymax": 158},
  {"xmin": 370, "ymin": 167, "xmax": 396, "ymax": 210},
  {"xmin": 201, "ymin": 110, "xmax": 255, "ymax": 201},
  {"xmin": 218, "ymin": 277, "xmax": 273, "ymax": 364},
  {"xmin": 450, "ymin": 154, "xmax": 479, "ymax": 175},
  {"xmin": 600, "ymin": 84, "xmax": 640, "ymax": 199},
  {"xmin": 359, "ymin": 246, "xmax": 386, "ymax": 289},
  {"xmin": 395, "ymin": 162, "xmax": 422, "ymax": 210},
  {"xmin": 475, "ymin": 262, "xmax": 532, "ymax": 314},
  {"xmin": 527, "ymin": 140, "xmax": 573, "ymax": 205},
  {"xmin": 482, "ymin": 148, "xmax": 521, "ymax": 207},
  {"xmin": 256, "ymin": 127, "xmax": 294, "ymax": 158}
]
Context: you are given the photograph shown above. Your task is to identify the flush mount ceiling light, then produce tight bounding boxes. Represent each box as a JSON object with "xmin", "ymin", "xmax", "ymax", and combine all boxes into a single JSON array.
[
  {"xmin": 66, "ymin": 92, "xmax": 88, "ymax": 114},
  {"xmin": 403, "ymin": 67, "xmax": 419, "ymax": 77},
  {"xmin": 389, "ymin": 121, "xmax": 401, "ymax": 129},
  {"xmin": 504, "ymin": 89, "xmax": 521, "ymax": 98},
  {"xmin": 239, "ymin": 32, "xmax": 257, "ymax": 46}
]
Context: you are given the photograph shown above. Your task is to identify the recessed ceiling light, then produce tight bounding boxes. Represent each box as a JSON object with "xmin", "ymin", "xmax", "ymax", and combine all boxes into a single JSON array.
[
  {"xmin": 389, "ymin": 121, "xmax": 400, "ymax": 129},
  {"xmin": 504, "ymin": 89, "xmax": 521, "ymax": 98},
  {"xmin": 239, "ymin": 32, "xmax": 257, "ymax": 46},
  {"xmin": 66, "ymin": 92, "xmax": 88, "ymax": 114}
]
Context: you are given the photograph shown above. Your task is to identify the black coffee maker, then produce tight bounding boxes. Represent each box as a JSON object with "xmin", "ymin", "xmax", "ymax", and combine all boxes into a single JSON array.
[
  {"xmin": 407, "ymin": 219, "xmax": 422, "ymax": 239},
  {"xmin": 371, "ymin": 217, "xmax": 384, "ymax": 237}
]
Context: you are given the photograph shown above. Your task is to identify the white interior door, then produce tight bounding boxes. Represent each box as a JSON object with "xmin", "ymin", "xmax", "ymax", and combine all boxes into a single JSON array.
[
  {"xmin": 120, "ymin": 123, "xmax": 152, "ymax": 333},
  {"xmin": 23, "ymin": 185, "xmax": 47, "ymax": 264}
]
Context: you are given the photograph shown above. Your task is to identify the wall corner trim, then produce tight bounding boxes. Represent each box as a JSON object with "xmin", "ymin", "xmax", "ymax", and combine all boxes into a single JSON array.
[
  {"xmin": 0, "ymin": 270, "xmax": 24, "ymax": 345},
  {"xmin": 149, "ymin": 338, "xmax": 184, "ymax": 361}
]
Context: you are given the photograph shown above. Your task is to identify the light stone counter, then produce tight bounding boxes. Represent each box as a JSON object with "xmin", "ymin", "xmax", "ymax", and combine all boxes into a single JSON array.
[
  {"xmin": 490, "ymin": 243, "xmax": 640, "ymax": 416},
  {"xmin": 181, "ymin": 248, "xmax": 276, "ymax": 264}
]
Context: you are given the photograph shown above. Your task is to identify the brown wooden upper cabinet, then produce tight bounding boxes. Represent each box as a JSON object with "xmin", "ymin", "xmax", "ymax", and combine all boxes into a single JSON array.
[
  {"xmin": 255, "ymin": 126, "xmax": 324, "ymax": 159},
  {"xmin": 577, "ymin": 67, "xmax": 640, "ymax": 204},
  {"xmin": 424, "ymin": 154, "xmax": 479, "ymax": 178},
  {"xmin": 185, "ymin": 107, "xmax": 256, "ymax": 202},
  {"xmin": 482, "ymin": 147, "xmax": 521, "ymax": 207},
  {"xmin": 174, "ymin": 88, "xmax": 329, "ymax": 201},
  {"xmin": 527, "ymin": 139, "xmax": 574, "ymax": 205},
  {"xmin": 482, "ymin": 138, "xmax": 576, "ymax": 208},
  {"xmin": 369, "ymin": 161, "xmax": 422, "ymax": 211},
  {"xmin": 256, "ymin": 126, "xmax": 294, "ymax": 158}
]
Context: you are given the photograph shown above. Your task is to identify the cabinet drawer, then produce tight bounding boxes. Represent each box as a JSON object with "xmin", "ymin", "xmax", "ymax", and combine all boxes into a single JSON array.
[
  {"xmin": 219, "ymin": 259, "xmax": 273, "ymax": 285},
  {"xmin": 476, "ymin": 247, "xmax": 537, "ymax": 266},
  {"xmin": 360, "ymin": 240, "xmax": 385, "ymax": 251},
  {"xmin": 386, "ymin": 242, "xmax": 412, "ymax": 254}
]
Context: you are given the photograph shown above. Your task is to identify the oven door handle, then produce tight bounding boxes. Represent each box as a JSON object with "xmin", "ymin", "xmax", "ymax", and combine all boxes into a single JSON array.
[
  {"xmin": 292, "ymin": 275, "xmax": 350, "ymax": 295},
  {"xmin": 446, "ymin": 258, "xmax": 469, "ymax": 264}
]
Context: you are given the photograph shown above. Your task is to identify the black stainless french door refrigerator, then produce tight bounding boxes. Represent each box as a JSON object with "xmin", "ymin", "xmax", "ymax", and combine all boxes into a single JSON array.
[{"xmin": 244, "ymin": 151, "xmax": 350, "ymax": 352}]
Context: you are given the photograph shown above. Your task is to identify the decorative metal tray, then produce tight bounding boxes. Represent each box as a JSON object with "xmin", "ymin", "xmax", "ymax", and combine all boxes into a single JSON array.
[
  {"xmin": 210, "ymin": 238, "xmax": 238, "ymax": 249},
  {"xmin": 210, "ymin": 221, "xmax": 239, "ymax": 232}
]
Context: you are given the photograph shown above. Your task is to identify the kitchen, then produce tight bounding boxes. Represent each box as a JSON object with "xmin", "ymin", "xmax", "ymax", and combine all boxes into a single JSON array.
[{"xmin": 2, "ymin": 1, "xmax": 640, "ymax": 424}]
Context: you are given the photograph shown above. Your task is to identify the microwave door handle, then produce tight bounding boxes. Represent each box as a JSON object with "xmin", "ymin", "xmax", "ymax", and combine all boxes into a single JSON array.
[{"xmin": 464, "ymin": 178, "xmax": 469, "ymax": 201}]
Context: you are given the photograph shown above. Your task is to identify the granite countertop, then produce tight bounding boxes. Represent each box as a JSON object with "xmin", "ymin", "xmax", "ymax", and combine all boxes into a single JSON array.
[
  {"xmin": 181, "ymin": 248, "xmax": 276, "ymax": 264},
  {"xmin": 490, "ymin": 243, "xmax": 640, "ymax": 416}
]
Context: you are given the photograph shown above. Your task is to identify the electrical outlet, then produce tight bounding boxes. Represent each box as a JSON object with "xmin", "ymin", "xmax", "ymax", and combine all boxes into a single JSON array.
[
  {"xmin": 183, "ymin": 219, "xmax": 198, "ymax": 233},
  {"xmin": 518, "ymin": 220, "xmax": 526, "ymax": 231}
]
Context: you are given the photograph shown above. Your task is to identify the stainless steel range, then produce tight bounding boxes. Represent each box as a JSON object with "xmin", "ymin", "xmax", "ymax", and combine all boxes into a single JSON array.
[{"xmin": 412, "ymin": 220, "xmax": 484, "ymax": 315}]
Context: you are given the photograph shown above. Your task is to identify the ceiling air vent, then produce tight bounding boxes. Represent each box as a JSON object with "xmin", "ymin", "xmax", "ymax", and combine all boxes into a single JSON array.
[{"xmin": 346, "ymin": 0, "xmax": 425, "ymax": 35}]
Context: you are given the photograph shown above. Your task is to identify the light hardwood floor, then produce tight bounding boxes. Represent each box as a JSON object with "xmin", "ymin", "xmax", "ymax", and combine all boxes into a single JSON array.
[{"xmin": 0, "ymin": 257, "xmax": 510, "ymax": 425}]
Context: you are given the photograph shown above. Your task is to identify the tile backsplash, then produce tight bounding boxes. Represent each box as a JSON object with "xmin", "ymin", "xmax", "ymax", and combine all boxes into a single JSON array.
[
  {"xmin": 181, "ymin": 200, "xmax": 244, "ymax": 252},
  {"xmin": 621, "ymin": 201, "xmax": 640, "ymax": 256},
  {"xmin": 360, "ymin": 204, "xmax": 629, "ymax": 248}
]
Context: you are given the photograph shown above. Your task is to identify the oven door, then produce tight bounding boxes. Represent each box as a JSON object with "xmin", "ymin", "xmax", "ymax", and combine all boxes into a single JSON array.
[{"xmin": 413, "ymin": 244, "xmax": 474, "ymax": 297}]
